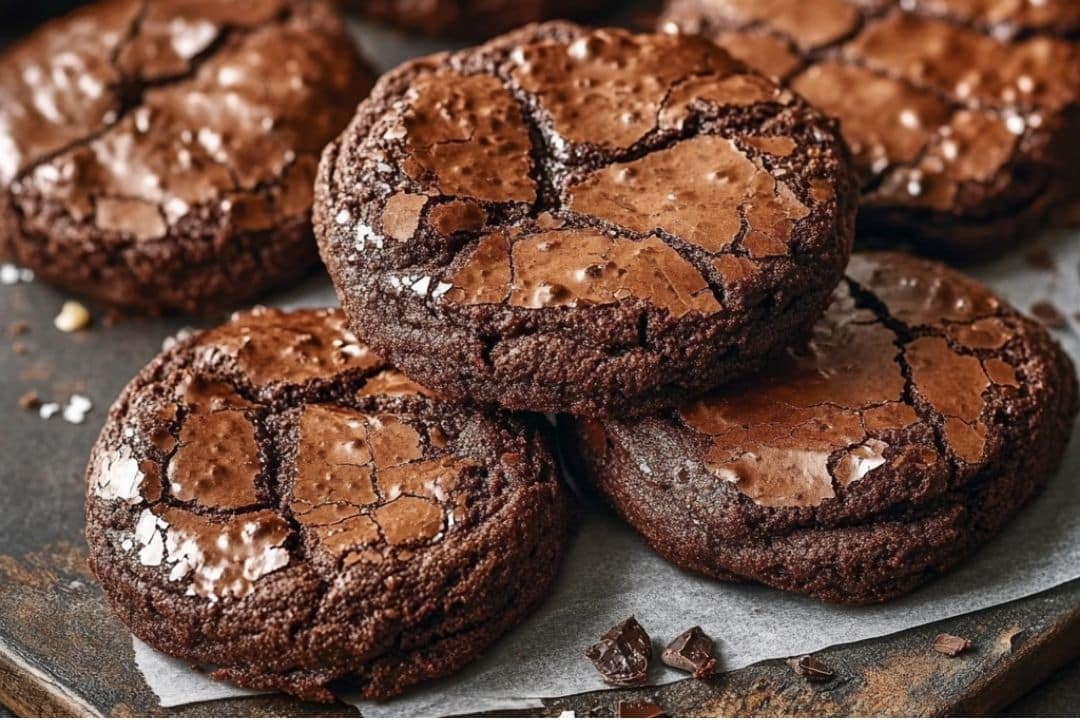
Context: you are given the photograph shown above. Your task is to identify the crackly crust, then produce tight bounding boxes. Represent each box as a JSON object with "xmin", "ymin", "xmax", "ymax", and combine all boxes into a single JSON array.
[
  {"xmin": 0, "ymin": 0, "xmax": 374, "ymax": 313},
  {"xmin": 84, "ymin": 307, "xmax": 568, "ymax": 701},
  {"xmin": 315, "ymin": 21, "xmax": 858, "ymax": 417},
  {"xmin": 564, "ymin": 252, "xmax": 1079, "ymax": 603},
  {"xmin": 659, "ymin": 0, "xmax": 1080, "ymax": 259}
]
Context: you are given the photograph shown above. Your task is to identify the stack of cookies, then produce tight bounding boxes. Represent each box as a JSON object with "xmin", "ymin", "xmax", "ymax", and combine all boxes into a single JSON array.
[{"xmin": 2, "ymin": 0, "xmax": 1075, "ymax": 706}]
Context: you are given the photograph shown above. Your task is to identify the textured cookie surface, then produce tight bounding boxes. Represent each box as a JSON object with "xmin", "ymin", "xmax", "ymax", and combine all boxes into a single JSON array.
[
  {"xmin": 0, "ymin": 0, "xmax": 373, "ymax": 313},
  {"xmin": 566, "ymin": 252, "xmax": 1078, "ymax": 603},
  {"xmin": 85, "ymin": 307, "xmax": 568, "ymax": 701},
  {"xmin": 659, "ymin": 0, "xmax": 1080, "ymax": 258},
  {"xmin": 350, "ymin": 0, "xmax": 610, "ymax": 39},
  {"xmin": 316, "ymin": 22, "xmax": 857, "ymax": 417}
]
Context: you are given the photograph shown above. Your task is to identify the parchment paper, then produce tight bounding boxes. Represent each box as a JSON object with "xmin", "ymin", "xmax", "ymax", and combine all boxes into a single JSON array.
[
  {"xmin": 123, "ymin": 12, "xmax": 1080, "ymax": 717},
  {"xmin": 131, "ymin": 226, "xmax": 1080, "ymax": 716}
]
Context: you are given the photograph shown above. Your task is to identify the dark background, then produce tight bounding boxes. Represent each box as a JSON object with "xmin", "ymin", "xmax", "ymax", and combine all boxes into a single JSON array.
[{"xmin": 0, "ymin": 0, "xmax": 1077, "ymax": 715}]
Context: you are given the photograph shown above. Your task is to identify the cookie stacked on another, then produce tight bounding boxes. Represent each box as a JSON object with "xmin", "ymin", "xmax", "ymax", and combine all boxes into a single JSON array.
[
  {"xmin": 315, "ymin": 21, "xmax": 859, "ymax": 417},
  {"xmin": 659, "ymin": 0, "xmax": 1080, "ymax": 258}
]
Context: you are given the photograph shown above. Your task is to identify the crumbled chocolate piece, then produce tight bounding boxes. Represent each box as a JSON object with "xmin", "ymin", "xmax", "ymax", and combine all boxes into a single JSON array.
[
  {"xmin": 932, "ymin": 633, "xmax": 971, "ymax": 657},
  {"xmin": 660, "ymin": 626, "xmax": 718, "ymax": 678},
  {"xmin": 18, "ymin": 391, "xmax": 40, "ymax": 410},
  {"xmin": 786, "ymin": 654, "xmax": 834, "ymax": 682},
  {"xmin": 617, "ymin": 698, "xmax": 665, "ymax": 718},
  {"xmin": 1024, "ymin": 248, "xmax": 1056, "ymax": 272},
  {"xmin": 586, "ymin": 616, "xmax": 652, "ymax": 687},
  {"xmin": 1031, "ymin": 300, "xmax": 1067, "ymax": 328}
]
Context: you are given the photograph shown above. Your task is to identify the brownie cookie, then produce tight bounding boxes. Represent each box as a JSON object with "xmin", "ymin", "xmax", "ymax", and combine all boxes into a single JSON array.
[
  {"xmin": 85, "ymin": 307, "xmax": 568, "ymax": 701},
  {"xmin": 659, "ymin": 0, "xmax": 1080, "ymax": 258},
  {"xmin": 565, "ymin": 252, "xmax": 1078, "ymax": 603},
  {"xmin": 315, "ymin": 22, "xmax": 858, "ymax": 417},
  {"xmin": 0, "ymin": 0, "xmax": 373, "ymax": 313},
  {"xmin": 349, "ymin": 0, "xmax": 610, "ymax": 40}
]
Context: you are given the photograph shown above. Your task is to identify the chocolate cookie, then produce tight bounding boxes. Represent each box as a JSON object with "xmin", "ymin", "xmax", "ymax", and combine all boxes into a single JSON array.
[
  {"xmin": 84, "ymin": 307, "xmax": 568, "ymax": 700},
  {"xmin": 348, "ymin": 0, "xmax": 609, "ymax": 40},
  {"xmin": 315, "ymin": 22, "xmax": 858, "ymax": 417},
  {"xmin": 0, "ymin": 0, "xmax": 373, "ymax": 313},
  {"xmin": 565, "ymin": 252, "xmax": 1078, "ymax": 603},
  {"xmin": 659, "ymin": 0, "xmax": 1080, "ymax": 258}
]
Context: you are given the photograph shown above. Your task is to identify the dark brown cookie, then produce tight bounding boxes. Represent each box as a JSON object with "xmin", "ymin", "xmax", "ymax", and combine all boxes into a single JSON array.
[
  {"xmin": 0, "ymin": 0, "xmax": 374, "ymax": 314},
  {"xmin": 315, "ymin": 22, "xmax": 858, "ymax": 417},
  {"xmin": 348, "ymin": 0, "xmax": 611, "ymax": 40},
  {"xmin": 565, "ymin": 252, "xmax": 1078, "ymax": 603},
  {"xmin": 84, "ymin": 307, "xmax": 569, "ymax": 701},
  {"xmin": 659, "ymin": 0, "xmax": 1080, "ymax": 259}
]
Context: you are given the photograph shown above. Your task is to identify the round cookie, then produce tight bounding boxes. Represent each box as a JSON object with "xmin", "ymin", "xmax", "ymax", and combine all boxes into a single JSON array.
[
  {"xmin": 315, "ymin": 22, "xmax": 858, "ymax": 417},
  {"xmin": 85, "ymin": 307, "xmax": 568, "ymax": 701},
  {"xmin": 658, "ymin": 0, "xmax": 1080, "ymax": 259},
  {"xmin": 565, "ymin": 252, "xmax": 1078, "ymax": 604},
  {"xmin": 0, "ymin": 0, "xmax": 374, "ymax": 314},
  {"xmin": 348, "ymin": 0, "xmax": 610, "ymax": 40}
]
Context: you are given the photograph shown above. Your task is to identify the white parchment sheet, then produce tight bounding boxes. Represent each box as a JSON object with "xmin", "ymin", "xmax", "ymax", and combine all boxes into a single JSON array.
[{"xmin": 132, "ymin": 229, "xmax": 1080, "ymax": 715}]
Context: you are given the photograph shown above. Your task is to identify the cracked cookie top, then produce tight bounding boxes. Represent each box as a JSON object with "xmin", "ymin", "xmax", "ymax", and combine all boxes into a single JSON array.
[
  {"xmin": 317, "ymin": 21, "xmax": 855, "ymax": 326},
  {"xmin": 87, "ymin": 307, "xmax": 562, "ymax": 603},
  {"xmin": 659, "ymin": 0, "xmax": 1080, "ymax": 223},
  {"xmin": 0, "ymin": 0, "xmax": 370, "ymax": 244},
  {"xmin": 578, "ymin": 251, "xmax": 1075, "ymax": 526}
]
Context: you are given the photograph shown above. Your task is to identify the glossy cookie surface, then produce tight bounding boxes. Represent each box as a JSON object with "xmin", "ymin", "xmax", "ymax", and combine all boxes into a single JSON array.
[
  {"xmin": 659, "ymin": 0, "xmax": 1080, "ymax": 258},
  {"xmin": 85, "ymin": 308, "xmax": 568, "ymax": 700},
  {"xmin": 0, "ymin": 0, "xmax": 374, "ymax": 313},
  {"xmin": 316, "ymin": 21, "xmax": 858, "ymax": 417},
  {"xmin": 566, "ymin": 252, "xmax": 1078, "ymax": 603}
]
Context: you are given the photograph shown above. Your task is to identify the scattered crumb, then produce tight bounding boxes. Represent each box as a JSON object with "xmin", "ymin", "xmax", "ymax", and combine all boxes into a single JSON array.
[
  {"xmin": 1030, "ymin": 300, "xmax": 1067, "ymax": 329},
  {"xmin": 39, "ymin": 402, "xmax": 60, "ymax": 419},
  {"xmin": 8, "ymin": 320, "xmax": 29, "ymax": 336},
  {"xmin": 1023, "ymin": 248, "xmax": 1056, "ymax": 272},
  {"xmin": 0, "ymin": 263, "xmax": 34, "ymax": 285},
  {"xmin": 616, "ymin": 698, "xmax": 665, "ymax": 718},
  {"xmin": 11, "ymin": 340, "xmax": 29, "ymax": 355},
  {"xmin": 786, "ymin": 654, "xmax": 834, "ymax": 681},
  {"xmin": 54, "ymin": 301, "xmax": 92, "ymax": 332},
  {"xmin": 62, "ymin": 394, "xmax": 93, "ymax": 424},
  {"xmin": 932, "ymin": 633, "xmax": 971, "ymax": 657},
  {"xmin": 18, "ymin": 391, "xmax": 40, "ymax": 410}
]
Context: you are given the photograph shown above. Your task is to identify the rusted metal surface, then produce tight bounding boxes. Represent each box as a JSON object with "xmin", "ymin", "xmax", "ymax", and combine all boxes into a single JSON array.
[{"xmin": 2, "ymin": 5, "xmax": 1079, "ymax": 717}]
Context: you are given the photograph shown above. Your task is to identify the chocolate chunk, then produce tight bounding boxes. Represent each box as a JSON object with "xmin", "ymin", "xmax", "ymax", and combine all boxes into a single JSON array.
[
  {"xmin": 660, "ymin": 626, "xmax": 718, "ymax": 678},
  {"xmin": 586, "ymin": 616, "xmax": 653, "ymax": 687},
  {"xmin": 18, "ymin": 391, "xmax": 40, "ymax": 410},
  {"xmin": 932, "ymin": 633, "xmax": 971, "ymax": 657},
  {"xmin": 1031, "ymin": 301, "xmax": 1067, "ymax": 328},
  {"xmin": 786, "ymin": 655, "xmax": 834, "ymax": 682},
  {"xmin": 617, "ymin": 698, "xmax": 665, "ymax": 718}
]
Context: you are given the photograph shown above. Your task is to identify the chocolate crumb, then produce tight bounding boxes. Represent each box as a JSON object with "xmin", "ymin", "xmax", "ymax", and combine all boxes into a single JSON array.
[
  {"xmin": 8, "ymin": 320, "xmax": 29, "ymax": 336},
  {"xmin": 18, "ymin": 391, "xmax": 40, "ymax": 410},
  {"xmin": 660, "ymin": 626, "xmax": 718, "ymax": 678},
  {"xmin": 1024, "ymin": 248, "xmax": 1056, "ymax": 272},
  {"xmin": 1030, "ymin": 301, "xmax": 1067, "ymax": 329},
  {"xmin": 11, "ymin": 340, "xmax": 29, "ymax": 355},
  {"xmin": 932, "ymin": 633, "xmax": 971, "ymax": 657},
  {"xmin": 586, "ymin": 616, "xmax": 652, "ymax": 687},
  {"xmin": 616, "ymin": 698, "xmax": 665, "ymax": 718},
  {"xmin": 786, "ymin": 655, "xmax": 834, "ymax": 682}
]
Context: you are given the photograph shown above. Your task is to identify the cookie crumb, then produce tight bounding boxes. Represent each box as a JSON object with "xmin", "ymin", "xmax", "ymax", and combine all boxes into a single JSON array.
[
  {"xmin": 932, "ymin": 633, "xmax": 971, "ymax": 657},
  {"xmin": 660, "ymin": 626, "xmax": 718, "ymax": 678},
  {"xmin": 1030, "ymin": 300, "xmax": 1066, "ymax": 329},
  {"xmin": 18, "ymin": 391, "xmax": 40, "ymax": 410},
  {"xmin": 54, "ymin": 301, "xmax": 92, "ymax": 332},
  {"xmin": 1023, "ymin": 248, "xmax": 1055, "ymax": 272},
  {"xmin": 786, "ymin": 654, "xmax": 833, "ymax": 682},
  {"xmin": 586, "ymin": 616, "xmax": 652, "ymax": 687},
  {"xmin": 8, "ymin": 320, "xmax": 29, "ymax": 336},
  {"xmin": 12, "ymin": 340, "xmax": 29, "ymax": 355},
  {"xmin": 616, "ymin": 698, "xmax": 665, "ymax": 718}
]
